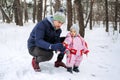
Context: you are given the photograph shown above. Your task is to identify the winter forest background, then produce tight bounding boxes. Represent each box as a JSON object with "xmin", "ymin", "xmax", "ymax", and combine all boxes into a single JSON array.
[
  {"xmin": 0, "ymin": 0, "xmax": 120, "ymax": 36},
  {"xmin": 0, "ymin": 0, "xmax": 120, "ymax": 80}
]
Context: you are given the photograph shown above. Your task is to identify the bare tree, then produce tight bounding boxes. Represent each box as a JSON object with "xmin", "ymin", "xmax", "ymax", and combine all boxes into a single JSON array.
[
  {"xmin": 0, "ymin": 0, "xmax": 13, "ymax": 23},
  {"xmin": 43, "ymin": 0, "xmax": 47, "ymax": 18},
  {"xmin": 84, "ymin": 0, "xmax": 94, "ymax": 30},
  {"xmin": 105, "ymin": 0, "xmax": 109, "ymax": 32},
  {"xmin": 0, "ymin": 5, "xmax": 11, "ymax": 23},
  {"xmin": 119, "ymin": 22, "xmax": 120, "ymax": 33},
  {"xmin": 73, "ymin": 4, "xmax": 77, "ymax": 23},
  {"xmin": 33, "ymin": 0, "xmax": 36, "ymax": 23},
  {"xmin": 89, "ymin": 0, "xmax": 94, "ymax": 30},
  {"xmin": 13, "ymin": 0, "xmax": 23, "ymax": 26},
  {"xmin": 37, "ymin": 0, "xmax": 43, "ymax": 22},
  {"xmin": 24, "ymin": 0, "xmax": 28, "ymax": 23},
  {"xmin": 54, "ymin": 0, "xmax": 61, "ymax": 12},
  {"xmin": 67, "ymin": 0, "xmax": 72, "ymax": 31},
  {"xmin": 74, "ymin": 0, "xmax": 85, "ymax": 37},
  {"xmin": 85, "ymin": 0, "xmax": 89, "ymax": 19},
  {"xmin": 114, "ymin": 0, "xmax": 118, "ymax": 31},
  {"xmin": 50, "ymin": 0, "xmax": 53, "ymax": 15}
]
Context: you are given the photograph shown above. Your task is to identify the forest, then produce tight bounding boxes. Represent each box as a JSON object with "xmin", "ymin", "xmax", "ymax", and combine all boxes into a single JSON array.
[
  {"xmin": 0, "ymin": 1, "xmax": 120, "ymax": 80},
  {"xmin": 0, "ymin": 0, "xmax": 120, "ymax": 37}
]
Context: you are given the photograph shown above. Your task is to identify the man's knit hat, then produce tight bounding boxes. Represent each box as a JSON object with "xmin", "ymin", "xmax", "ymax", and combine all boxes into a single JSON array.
[{"xmin": 53, "ymin": 12, "xmax": 65, "ymax": 23}]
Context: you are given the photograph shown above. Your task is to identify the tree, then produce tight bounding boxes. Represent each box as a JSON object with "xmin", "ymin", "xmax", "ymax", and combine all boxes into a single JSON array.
[
  {"xmin": 33, "ymin": 0, "xmax": 36, "ymax": 23},
  {"xmin": 49, "ymin": 0, "xmax": 53, "ymax": 15},
  {"xmin": 13, "ymin": 0, "xmax": 23, "ymax": 26},
  {"xmin": 105, "ymin": 0, "xmax": 109, "ymax": 32},
  {"xmin": 24, "ymin": 0, "xmax": 28, "ymax": 23},
  {"xmin": 54, "ymin": 0, "xmax": 61, "ymax": 12},
  {"xmin": 119, "ymin": 22, "xmax": 120, "ymax": 33},
  {"xmin": 43, "ymin": 0, "xmax": 47, "ymax": 18},
  {"xmin": 74, "ymin": 0, "xmax": 85, "ymax": 37},
  {"xmin": 89, "ymin": 0, "xmax": 94, "ymax": 30},
  {"xmin": 0, "ymin": 0, "xmax": 13, "ymax": 23},
  {"xmin": 0, "ymin": 5, "xmax": 11, "ymax": 23},
  {"xmin": 73, "ymin": 4, "xmax": 77, "ymax": 23},
  {"xmin": 114, "ymin": 0, "xmax": 118, "ymax": 31},
  {"xmin": 84, "ymin": 0, "xmax": 94, "ymax": 30},
  {"xmin": 37, "ymin": 0, "xmax": 43, "ymax": 22},
  {"xmin": 67, "ymin": 0, "xmax": 72, "ymax": 31}
]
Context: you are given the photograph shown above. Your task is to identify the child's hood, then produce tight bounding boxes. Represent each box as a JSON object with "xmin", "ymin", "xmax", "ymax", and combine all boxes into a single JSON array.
[{"xmin": 70, "ymin": 24, "xmax": 79, "ymax": 35}]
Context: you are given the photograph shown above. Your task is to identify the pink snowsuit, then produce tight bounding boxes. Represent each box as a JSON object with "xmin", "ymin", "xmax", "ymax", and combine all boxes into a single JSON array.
[{"xmin": 64, "ymin": 33, "xmax": 89, "ymax": 68}]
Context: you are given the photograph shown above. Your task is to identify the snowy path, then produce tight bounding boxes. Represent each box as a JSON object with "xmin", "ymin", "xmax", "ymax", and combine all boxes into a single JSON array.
[{"xmin": 0, "ymin": 23, "xmax": 120, "ymax": 80}]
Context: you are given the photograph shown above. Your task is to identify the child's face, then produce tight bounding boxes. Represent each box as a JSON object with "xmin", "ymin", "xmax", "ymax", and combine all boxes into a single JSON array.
[{"xmin": 70, "ymin": 29, "xmax": 77, "ymax": 37}]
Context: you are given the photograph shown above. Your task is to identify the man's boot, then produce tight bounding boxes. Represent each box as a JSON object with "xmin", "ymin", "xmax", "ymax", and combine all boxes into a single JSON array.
[
  {"xmin": 54, "ymin": 54, "xmax": 67, "ymax": 68},
  {"xmin": 32, "ymin": 57, "xmax": 41, "ymax": 72}
]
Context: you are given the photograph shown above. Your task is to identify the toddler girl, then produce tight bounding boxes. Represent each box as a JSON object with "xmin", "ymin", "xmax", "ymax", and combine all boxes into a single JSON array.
[{"xmin": 63, "ymin": 24, "xmax": 89, "ymax": 73}]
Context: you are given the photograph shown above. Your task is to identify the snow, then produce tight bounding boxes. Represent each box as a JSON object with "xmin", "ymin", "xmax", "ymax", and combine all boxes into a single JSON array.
[{"xmin": 0, "ymin": 22, "xmax": 120, "ymax": 80}]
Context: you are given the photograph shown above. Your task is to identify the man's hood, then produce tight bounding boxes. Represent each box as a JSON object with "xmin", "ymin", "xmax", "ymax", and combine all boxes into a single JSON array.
[{"xmin": 46, "ymin": 16, "xmax": 54, "ymax": 27}]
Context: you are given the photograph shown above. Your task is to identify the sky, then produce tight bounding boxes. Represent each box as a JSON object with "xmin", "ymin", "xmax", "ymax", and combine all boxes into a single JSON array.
[{"xmin": 0, "ymin": 22, "xmax": 120, "ymax": 80}]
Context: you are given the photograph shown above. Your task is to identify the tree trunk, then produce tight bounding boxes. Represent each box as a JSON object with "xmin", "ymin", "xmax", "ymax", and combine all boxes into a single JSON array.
[
  {"xmin": 84, "ymin": 0, "xmax": 94, "ymax": 29},
  {"xmin": 33, "ymin": 0, "xmax": 36, "ymax": 23},
  {"xmin": 89, "ymin": 0, "xmax": 94, "ymax": 30},
  {"xmin": 105, "ymin": 0, "xmax": 109, "ymax": 32},
  {"xmin": 0, "ymin": 5, "xmax": 11, "ymax": 23},
  {"xmin": 43, "ymin": 0, "xmax": 47, "ymax": 18},
  {"xmin": 85, "ymin": 0, "xmax": 89, "ymax": 19},
  {"xmin": 24, "ymin": 0, "xmax": 28, "ymax": 23},
  {"xmin": 119, "ymin": 22, "xmax": 120, "ymax": 33},
  {"xmin": 54, "ymin": 0, "xmax": 61, "ymax": 12},
  {"xmin": 37, "ymin": 0, "xmax": 43, "ymax": 22},
  {"xmin": 13, "ymin": 0, "xmax": 23, "ymax": 26},
  {"xmin": 114, "ymin": 0, "xmax": 118, "ymax": 31},
  {"xmin": 50, "ymin": 0, "xmax": 53, "ymax": 15},
  {"xmin": 74, "ymin": 0, "xmax": 85, "ymax": 38},
  {"xmin": 67, "ymin": 0, "xmax": 72, "ymax": 31},
  {"xmin": 73, "ymin": 4, "xmax": 77, "ymax": 24}
]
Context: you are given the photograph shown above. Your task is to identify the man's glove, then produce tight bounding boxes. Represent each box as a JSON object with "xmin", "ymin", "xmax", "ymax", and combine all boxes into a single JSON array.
[
  {"xmin": 51, "ymin": 43, "xmax": 65, "ymax": 52},
  {"xmin": 60, "ymin": 46, "xmax": 66, "ymax": 54}
]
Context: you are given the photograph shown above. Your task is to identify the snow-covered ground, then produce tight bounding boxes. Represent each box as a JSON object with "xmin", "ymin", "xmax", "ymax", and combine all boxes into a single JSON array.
[{"xmin": 0, "ymin": 22, "xmax": 120, "ymax": 80}]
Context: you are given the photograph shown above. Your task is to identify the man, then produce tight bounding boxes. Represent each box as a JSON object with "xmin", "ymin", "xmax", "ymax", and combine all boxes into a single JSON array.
[{"xmin": 27, "ymin": 11, "xmax": 66, "ymax": 72}]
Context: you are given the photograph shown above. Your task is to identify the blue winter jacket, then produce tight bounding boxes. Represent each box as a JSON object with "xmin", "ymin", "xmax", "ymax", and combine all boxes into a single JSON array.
[{"xmin": 27, "ymin": 16, "xmax": 61, "ymax": 50}]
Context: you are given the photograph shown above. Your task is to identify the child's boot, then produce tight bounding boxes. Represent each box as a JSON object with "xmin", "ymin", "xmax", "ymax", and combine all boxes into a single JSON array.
[
  {"xmin": 67, "ymin": 67, "xmax": 73, "ymax": 73},
  {"xmin": 73, "ymin": 66, "xmax": 79, "ymax": 72}
]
